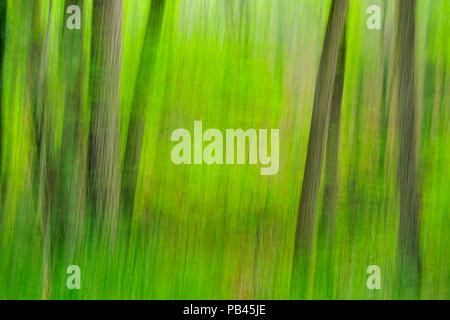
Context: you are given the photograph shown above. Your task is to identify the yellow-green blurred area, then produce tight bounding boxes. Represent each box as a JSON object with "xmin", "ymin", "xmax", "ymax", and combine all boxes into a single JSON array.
[{"xmin": 0, "ymin": 0, "xmax": 448, "ymax": 299}]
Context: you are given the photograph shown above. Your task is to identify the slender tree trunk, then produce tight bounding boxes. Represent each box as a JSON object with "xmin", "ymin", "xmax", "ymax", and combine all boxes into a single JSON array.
[
  {"xmin": 30, "ymin": 1, "xmax": 45, "ymax": 161},
  {"xmin": 38, "ymin": 0, "xmax": 55, "ymax": 300},
  {"xmin": 314, "ymin": 25, "xmax": 346, "ymax": 298},
  {"xmin": 395, "ymin": 0, "xmax": 421, "ymax": 299},
  {"xmin": 61, "ymin": 0, "xmax": 86, "ymax": 257},
  {"xmin": 319, "ymin": 27, "xmax": 346, "ymax": 246},
  {"xmin": 0, "ymin": 0, "xmax": 7, "ymax": 197},
  {"xmin": 291, "ymin": 0, "xmax": 348, "ymax": 298},
  {"xmin": 89, "ymin": 0, "xmax": 123, "ymax": 241},
  {"xmin": 121, "ymin": 0, "xmax": 165, "ymax": 226}
]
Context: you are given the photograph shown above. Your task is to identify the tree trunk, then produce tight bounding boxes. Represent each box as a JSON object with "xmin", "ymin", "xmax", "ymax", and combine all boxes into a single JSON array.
[
  {"xmin": 89, "ymin": 0, "xmax": 123, "ymax": 241},
  {"xmin": 0, "ymin": 0, "xmax": 7, "ymax": 198},
  {"xmin": 395, "ymin": 0, "xmax": 421, "ymax": 299},
  {"xmin": 61, "ymin": 0, "xmax": 87, "ymax": 257},
  {"xmin": 121, "ymin": 0, "xmax": 165, "ymax": 226},
  {"xmin": 38, "ymin": 0, "xmax": 57, "ymax": 300},
  {"xmin": 314, "ymin": 25, "xmax": 346, "ymax": 298},
  {"xmin": 291, "ymin": 0, "xmax": 348, "ymax": 298}
]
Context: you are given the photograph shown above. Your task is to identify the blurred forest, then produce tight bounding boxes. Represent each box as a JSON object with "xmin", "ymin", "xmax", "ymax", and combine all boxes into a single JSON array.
[{"xmin": 0, "ymin": 0, "xmax": 448, "ymax": 299}]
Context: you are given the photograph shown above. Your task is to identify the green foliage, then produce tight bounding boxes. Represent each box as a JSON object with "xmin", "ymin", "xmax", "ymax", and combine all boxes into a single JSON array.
[{"xmin": 0, "ymin": 0, "xmax": 448, "ymax": 299}]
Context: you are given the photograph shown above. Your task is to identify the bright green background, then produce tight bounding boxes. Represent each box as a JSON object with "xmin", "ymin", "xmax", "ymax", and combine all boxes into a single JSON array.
[{"xmin": 0, "ymin": 0, "xmax": 448, "ymax": 299}]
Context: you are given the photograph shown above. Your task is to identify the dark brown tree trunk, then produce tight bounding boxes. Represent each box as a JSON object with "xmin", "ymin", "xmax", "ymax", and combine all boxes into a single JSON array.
[
  {"xmin": 319, "ymin": 27, "xmax": 346, "ymax": 246},
  {"xmin": 314, "ymin": 25, "xmax": 346, "ymax": 298},
  {"xmin": 395, "ymin": 0, "xmax": 421, "ymax": 299},
  {"xmin": 291, "ymin": 0, "xmax": 348, "ymax": 298},
  {"xmin": 121, "ymin": 0, "xmax": 165, "ymax": 226},
  {"xmin": 88, "ymin": 0, "xmax": 123, "ymax": 240},
  {"xmin": 0, "ymin": 0, "xmax": 7, "ymax": 198}
]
